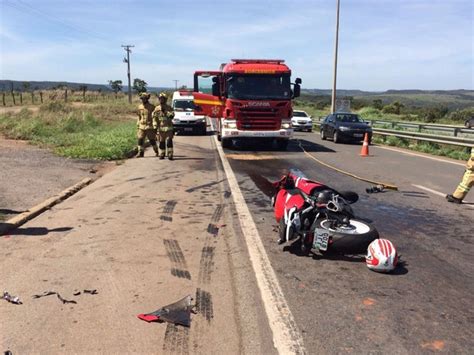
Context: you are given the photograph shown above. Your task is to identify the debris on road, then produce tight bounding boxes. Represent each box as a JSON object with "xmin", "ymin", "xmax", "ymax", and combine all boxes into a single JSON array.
[
  {"xmin": 3, "ymin": 291, "xmax": 22, "ymax": 305},
  {"xmin": 137, "ymin": 295, "xmax": 194, "ymax": 327},
  {"xmin": 33, "ymin": 291, "xmax": 77, "ymax": 304},
  {"xmin": 366, "ymin": 185, "xmax": 385, "ymax": 194},
  {"xmin": 72, "ymin": 289, "xmax": 98, "ymax": 296}
]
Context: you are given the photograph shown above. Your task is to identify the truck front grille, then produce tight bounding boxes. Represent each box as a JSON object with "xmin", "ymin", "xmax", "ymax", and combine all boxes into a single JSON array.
[{"xmin": 237, "ymin": 107, "xmax": 280, "ymax": 131}]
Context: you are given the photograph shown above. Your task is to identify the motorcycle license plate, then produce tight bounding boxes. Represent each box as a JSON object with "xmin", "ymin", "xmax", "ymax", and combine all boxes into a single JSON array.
[{"xmin": 314, "ymin": 228, "xmax": 330, "ymax": 251}]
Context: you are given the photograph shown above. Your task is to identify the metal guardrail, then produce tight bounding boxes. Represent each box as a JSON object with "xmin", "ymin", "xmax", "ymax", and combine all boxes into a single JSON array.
[
  {"xmin": 311, "ymin": 118, "xmax": 474, "ymax": 148},
  {"xmin": 371, "ymin": 128, "xmax": 474, "ymax": 147},
  {"xmin": 367, "ymin": 120, "xmax": 473, "ymax": 137}
]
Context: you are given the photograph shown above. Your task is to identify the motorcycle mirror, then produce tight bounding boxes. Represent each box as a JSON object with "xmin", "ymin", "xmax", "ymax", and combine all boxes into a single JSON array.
[{"xmin": 339, "ymin": 191, "xmax": 359, "ymax": 204}]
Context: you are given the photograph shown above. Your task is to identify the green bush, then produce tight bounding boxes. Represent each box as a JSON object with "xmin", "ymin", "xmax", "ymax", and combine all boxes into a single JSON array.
[{"xmin": 448, "ymin": 108, "xmax": 474, "ymax": 122}]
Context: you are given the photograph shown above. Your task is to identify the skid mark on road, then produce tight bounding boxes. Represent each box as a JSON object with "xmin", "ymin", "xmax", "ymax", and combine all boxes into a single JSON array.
[
  {"xmin": 163, "ymin": 323, "xmax": 190, "ymax": 355},
  {"xmin": 207, "ymin": 204, "xmax": 225, "ymax": 236},
  {"xmin": 197, "ymin": 246, "xmax": 215, "ymax": 284},
  {"xmin": 195, "ymin": 288, "xmax": 214, "ymax": 323},
  {"xmin": 185, "ymin": 179, "xmax": 225, "ymax": 193},
  {"xmin": 163, "ymin": 239, "xmax": 191, "ymax": 280},
  {"xmin": 161, "ymin": 200, "xmax": 178, "ymax": 221}
]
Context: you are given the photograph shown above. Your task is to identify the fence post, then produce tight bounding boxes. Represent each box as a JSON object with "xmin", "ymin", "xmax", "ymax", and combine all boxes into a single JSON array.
[
  {"xmin": 31, "ymin": 92, "xmax": 35, "ymax": 104},
  {"xmin": 20, "ymin": 92, "xmax": 23, "ymax": 105},
  {"xmin": 2, "ymin": 92, "xmax": 5, "ymax": 106},
  {"xmin": 65, "ymin": 89, "xmax": 68, "ymax": 102},
  {"xmin": 11, "ymin": 92, "xmax": 16, "ymax": 105},
  {"xmin": 40, "ymin": 92, "xmax": 43, "ymax": 103}
]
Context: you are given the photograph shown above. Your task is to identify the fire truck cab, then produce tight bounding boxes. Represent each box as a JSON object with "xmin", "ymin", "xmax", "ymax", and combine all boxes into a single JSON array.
[{"xmin": 192, "ymin": 59, "xmax": 301, "ymax": 149}]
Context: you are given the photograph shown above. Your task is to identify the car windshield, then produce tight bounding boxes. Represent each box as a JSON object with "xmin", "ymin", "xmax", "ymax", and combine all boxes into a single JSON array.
[
  {"xmin": 293, "ymin": 111, "xmax": 308, "ymax": 117},
  {"xmin": 335, "ymin": 114, "xmax": 364, "ymax": 123},
  {"xmin": 226, "ymin": 74, "xmax": 291, "ymax": 100},
  {"xmin": 173, "ymin": 100, "xmax": 195, "ymax": 111}
]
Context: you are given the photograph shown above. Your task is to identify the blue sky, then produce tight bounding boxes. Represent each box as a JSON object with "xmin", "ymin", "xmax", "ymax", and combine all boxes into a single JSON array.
[{"xmin": 0, "ymin": 0, "xmax": 472, "ymax": 90}]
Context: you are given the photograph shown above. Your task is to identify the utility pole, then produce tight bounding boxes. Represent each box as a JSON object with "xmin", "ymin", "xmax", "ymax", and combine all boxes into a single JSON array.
[
  {"xmin": 173, "ymin": 80, "xmax": 179, "ymax": 90},
  {"xmin": 122, "ymin": 45, "xmax": 134, "ymax": 104},
  {"xmin": 331, "ymin": 0, "xmax": 340, "ymax": 114}
]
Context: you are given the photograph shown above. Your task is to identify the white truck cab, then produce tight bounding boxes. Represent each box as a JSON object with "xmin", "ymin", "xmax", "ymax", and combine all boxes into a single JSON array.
[{"xmin": 171, "ymin": 91, "xmax": 207, "ymax": 135}]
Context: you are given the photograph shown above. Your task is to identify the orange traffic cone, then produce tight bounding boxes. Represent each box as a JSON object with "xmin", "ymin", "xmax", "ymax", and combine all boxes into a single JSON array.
[{"xmin": 360, "ymin": 133, "xmax": 370, "ymax": 157}]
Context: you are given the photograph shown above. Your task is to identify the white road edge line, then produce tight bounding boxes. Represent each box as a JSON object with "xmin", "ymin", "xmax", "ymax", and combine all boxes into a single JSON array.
[
  {"xmin": 412, "ymin": 184, "xmax": 474, "ymax": 209},
  {"xmin": 376, "ymin": 146, "xmax": 465, "ymax": 166},
  {"xmin": 213, "ymin": 135, "xmax": 306, "ymax": 354}
]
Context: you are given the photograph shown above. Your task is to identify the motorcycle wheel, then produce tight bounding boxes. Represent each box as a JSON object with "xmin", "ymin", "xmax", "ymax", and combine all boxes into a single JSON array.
[{"xmin": 316, "ymin": 218, "xmax": 379, "ymax": 253}]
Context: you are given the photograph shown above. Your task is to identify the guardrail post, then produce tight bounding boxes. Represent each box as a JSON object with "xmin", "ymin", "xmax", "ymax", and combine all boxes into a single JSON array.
[
  {"xmin": 453, "ymin": 128, "xmax": 459, "ymax": 137},
  {"xmin": 391, "ymin": 122, "xmax": 396, "ymax": 129},
  {"xmin": 418, "ymin": 124, "xmax": 422, "ymax": 132}
]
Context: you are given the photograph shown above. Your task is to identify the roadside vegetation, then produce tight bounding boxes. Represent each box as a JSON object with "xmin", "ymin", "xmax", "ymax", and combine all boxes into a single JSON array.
[
  {"xmin": 294, "ymin": 93, "xmax": 473, "ymax": 161},
  {"xmin": 0, "ymin": 100, "xmax": 138, "ymax": 160}
]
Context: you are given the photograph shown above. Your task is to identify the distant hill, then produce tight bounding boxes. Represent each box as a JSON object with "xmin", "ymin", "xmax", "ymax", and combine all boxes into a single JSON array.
[
  {"xmin": 302, "ymin": 89, "xmax": 474, "ymax": 110},
  {"xmin": 0, "ymin": 80, "xmax": 174, "ymax": 93},
  {"xmin": 1, "ymin": 80, "xmax": 472, "ymax": 109},
  {"xmin": 0, "ymin": 80, "xmax": 112, "ymax": 92}
]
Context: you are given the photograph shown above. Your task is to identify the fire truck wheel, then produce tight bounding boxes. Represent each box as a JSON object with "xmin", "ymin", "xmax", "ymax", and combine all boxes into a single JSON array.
[
  {"xmin": 221, "ymin": 138, "xmax": 232, "ymax": 149},
  {"xmin": 277, "ymin": 140, "xmax": 289, "ymax": 150}
]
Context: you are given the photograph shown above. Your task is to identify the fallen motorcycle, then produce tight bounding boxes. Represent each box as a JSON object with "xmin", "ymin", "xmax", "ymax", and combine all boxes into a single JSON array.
[{"xmin": 272, "ymin": 169, "xmax": 379, "ymax": 254}]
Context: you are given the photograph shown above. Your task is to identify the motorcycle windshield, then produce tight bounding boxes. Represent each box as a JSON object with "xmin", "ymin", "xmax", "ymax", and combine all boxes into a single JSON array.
[{"xmin": 289, "ymin": 168, "xmax": 307, "ymax": 180}]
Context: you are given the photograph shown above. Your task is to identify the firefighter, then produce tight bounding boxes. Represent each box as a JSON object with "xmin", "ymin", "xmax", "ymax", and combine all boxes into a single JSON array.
[
  {"xmin": 446, "ymin": 147, "xmax": 474, "ymax": 204},
  {"xmin": 136, "ymin": 92, "xmax": 158, "ymax": 158},
  {"xmin": 153, "ymin": 92, "xmax": 175, "ymax": 160}
]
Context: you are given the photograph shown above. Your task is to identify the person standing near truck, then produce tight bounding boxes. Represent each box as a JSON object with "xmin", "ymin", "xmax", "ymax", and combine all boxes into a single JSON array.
[
  {"xmin": 446, "ymin": 147, "xmax": 474, "ymax": 204},
  {"xmin": 136, "ymin": 92, "xmax": 159, "ymax": 158},
  {"xmin": 153, "ymin": 92, "xmax": 175, "ymax": 160}
]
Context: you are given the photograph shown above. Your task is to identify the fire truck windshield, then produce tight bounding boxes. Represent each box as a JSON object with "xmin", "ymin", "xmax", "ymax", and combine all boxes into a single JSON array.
[{"xmin": 226, "ymin": 74, "xmax": 291, "ymax": 100}]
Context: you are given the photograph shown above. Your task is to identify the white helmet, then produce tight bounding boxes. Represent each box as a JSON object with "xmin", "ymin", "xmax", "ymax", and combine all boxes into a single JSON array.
[{"xmin": 366, "ymin": 239, "xmax": 398, "ymax": 272}]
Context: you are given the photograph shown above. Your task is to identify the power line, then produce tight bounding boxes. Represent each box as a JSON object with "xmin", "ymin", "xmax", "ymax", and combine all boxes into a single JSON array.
[
  {"xmin": 3, "ymin": 0, "xmax": 109, "ymax": 42},
  {"xmin": 122, "ymin": 45, "xmax": 134, "ymax": 104}
]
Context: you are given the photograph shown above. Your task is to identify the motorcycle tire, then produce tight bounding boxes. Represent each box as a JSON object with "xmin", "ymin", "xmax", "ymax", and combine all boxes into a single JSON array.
[{"xmin": 316, "ymin": 218, "xmax": 379, "ymax": 253}]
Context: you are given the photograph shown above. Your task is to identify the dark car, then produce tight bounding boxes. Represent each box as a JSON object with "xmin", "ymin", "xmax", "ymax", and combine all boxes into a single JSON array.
[
  {"xmin": 465, "ymin": 117, "xmax": 474, "ymax": 129},
  {"xmin": 320, "ymin": 113, "xmax": 372, "ymax": 144}
]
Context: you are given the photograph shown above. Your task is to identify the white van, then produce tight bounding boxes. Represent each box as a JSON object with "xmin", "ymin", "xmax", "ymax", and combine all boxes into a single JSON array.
[{"xmin": 171, "ymin": 91, "xmax": 207, "ymax": 135}]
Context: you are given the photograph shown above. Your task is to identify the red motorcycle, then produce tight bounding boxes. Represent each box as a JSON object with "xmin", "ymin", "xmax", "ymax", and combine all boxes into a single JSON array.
[{"xmin": 272, "ymin": 169, "xmax": 379, "ymax": 254}]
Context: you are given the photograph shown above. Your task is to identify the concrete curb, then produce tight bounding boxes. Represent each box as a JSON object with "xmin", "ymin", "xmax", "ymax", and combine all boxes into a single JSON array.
[{"xmin": 0, "ymin": 177, "xmax": 92, "ymax": 236}]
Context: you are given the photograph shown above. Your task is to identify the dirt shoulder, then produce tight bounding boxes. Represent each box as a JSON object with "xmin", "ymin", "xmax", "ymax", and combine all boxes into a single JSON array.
[{"xmin": 0, "ymin": 137, "xmax": 115, "ymax": 221}]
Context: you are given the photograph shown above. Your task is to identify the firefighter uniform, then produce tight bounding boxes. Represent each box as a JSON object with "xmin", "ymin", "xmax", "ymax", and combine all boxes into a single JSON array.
[
  {"xmin": 136, "ymin": 92, "xmax": 158, "ymax": 157},
  {"xmin": 153, "ymin": 93, "xmax": 175, "ymax": 160},
  {"xmin": 447, "ymin": 147, "xmax": 474, "ymax": 203}
]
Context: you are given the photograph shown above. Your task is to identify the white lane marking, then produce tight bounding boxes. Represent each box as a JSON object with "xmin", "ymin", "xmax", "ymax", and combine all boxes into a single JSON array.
[
  {"xmin": 375, "ymin": 146, "xmax": 465, "ymax": 166},
  {"xmin": 213, "ymin": 136, "xmax": 306, "ymax": 354},
  {"xmin": 412, "ymin": 184, "xmax": 474, "ymax": 209}
]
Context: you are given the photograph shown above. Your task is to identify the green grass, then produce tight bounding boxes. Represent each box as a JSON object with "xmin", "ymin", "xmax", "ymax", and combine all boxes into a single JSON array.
[
  {"xmin": 372, "ymin": 136, "xmax": 470, "ymax": 161},
  {"xmin": 0, "ymin": 103, "xmax": 136, "ymax": 160}
]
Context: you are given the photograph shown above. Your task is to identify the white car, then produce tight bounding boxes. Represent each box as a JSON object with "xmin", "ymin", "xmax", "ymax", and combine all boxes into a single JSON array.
[
  {"xmin": 291, "ymin": 110, "xmax": 313, "ymax": 132},
  {"xmin": 172, "ymin": 91, "xmax": 207, "ymax": 135}
]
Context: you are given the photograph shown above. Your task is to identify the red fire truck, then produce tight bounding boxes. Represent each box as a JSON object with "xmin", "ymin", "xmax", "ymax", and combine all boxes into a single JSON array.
[{"xmin": 192, "ymin": 59, "xmax": 301, "ymax": 149}]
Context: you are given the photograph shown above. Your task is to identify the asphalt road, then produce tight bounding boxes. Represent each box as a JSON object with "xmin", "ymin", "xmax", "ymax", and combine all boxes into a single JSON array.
[
  {"xmin": 225, "ymin": 132, "xmax": 473, "ymax": 354},
  {"xmin": 1, "ymin": 130, "xmax": 472, "ymax": 354}
]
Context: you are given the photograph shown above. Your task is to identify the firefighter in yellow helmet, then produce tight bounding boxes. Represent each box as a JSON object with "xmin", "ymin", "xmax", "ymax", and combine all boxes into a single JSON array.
[
  {"xmin": 446, "ymin": 147, "xmax": 474, "ymax": 204},
  {"xmin": 136, "ymin": 92, "xmax": 158, "ymax": 158},
  {"xmin": 153, "ymin": 92, "xmax": 175, "ymax": 160}
]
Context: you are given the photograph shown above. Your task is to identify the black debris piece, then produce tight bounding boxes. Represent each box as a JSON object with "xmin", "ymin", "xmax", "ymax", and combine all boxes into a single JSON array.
[
  {"xmin": 2, "ymin": 291, "xmax": 22, "ymax": 305},
  {"xmin": 137, "ymin": 295, "xmax": 193, "ymax": 327}
]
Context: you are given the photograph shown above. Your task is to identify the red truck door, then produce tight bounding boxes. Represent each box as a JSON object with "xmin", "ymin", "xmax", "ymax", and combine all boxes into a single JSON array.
[{"xmin": 193, "ymin": 71, "xmax": 224, "ymax": 120}]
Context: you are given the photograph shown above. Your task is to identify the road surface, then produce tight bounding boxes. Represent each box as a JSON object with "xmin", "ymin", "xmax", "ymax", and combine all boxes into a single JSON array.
[{"xmin": 1, "ymin": 130, "xmax": 472, "ymax": 354}]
